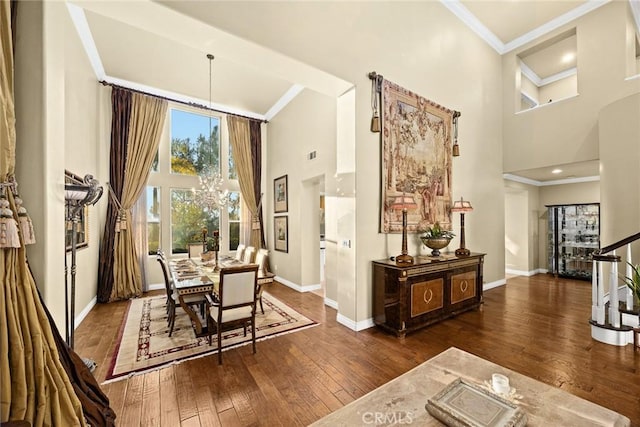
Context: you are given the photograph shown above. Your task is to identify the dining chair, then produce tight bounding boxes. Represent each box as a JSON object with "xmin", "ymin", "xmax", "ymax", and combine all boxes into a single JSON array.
[
  {"xmin": 205, "ymin": 264, "xmax": 259, "ymax": 364},
  {"xmin": 254, "ymin": 249, "xmax": 269, "ymax": 314},
  {"xmin": 242, "ymin": 246, "xmax": 255, "ymax": 264},
  {"xmin": 156, "ymin": 251, "xmax": 205, "ymax": 337},
  {"xmin": 235, "ymin": 244, "xmax": 246, "ymax": 261},
  {"xmin": 187, "ymin": 242, "xmax": 204, "ymax": 259}
]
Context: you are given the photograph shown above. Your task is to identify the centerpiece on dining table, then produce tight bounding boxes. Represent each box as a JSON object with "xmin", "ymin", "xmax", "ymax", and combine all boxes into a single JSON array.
[
  {"xmin": 201, "ymin": 230, "xmax": 220, "ymax": 269},
  {"xmin": 420, "ymin": 222, "xmax": 455, "ymax": 257}
]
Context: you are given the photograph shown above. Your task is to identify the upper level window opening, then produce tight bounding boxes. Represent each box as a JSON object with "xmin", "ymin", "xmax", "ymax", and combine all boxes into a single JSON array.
[{"xmin": 517, "ymin": 29, "xmax": 578, "ymax": 112}]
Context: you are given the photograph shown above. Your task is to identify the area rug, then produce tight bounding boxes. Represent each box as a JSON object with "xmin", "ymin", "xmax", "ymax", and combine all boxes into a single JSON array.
[{"xmin": 104, "ymin": 292, "xmax": 317, "ymax": 383}]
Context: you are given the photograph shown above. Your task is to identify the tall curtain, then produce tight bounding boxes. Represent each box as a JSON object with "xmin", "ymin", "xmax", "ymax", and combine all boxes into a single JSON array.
[
  {"xmin": 0, "ymin": 1, "xmax": 90, "ymax": 424},
  {"xmin": 97, "ymin": 88, "xmax": 130, "ymax": 303},
  {"xmin": 228, "ymin": 116, "xmax": 261, "ymax": 248},
  {"xmin": 249, "ymin": 120, "xmax": 266, "ymax": 248},
  {"xmin": 110, "ymin": 92, "xmax": 167, "ymax": 301},
  {"xmin": 131, "ymin": 192, "xmax": 149, "ymax": 292}
]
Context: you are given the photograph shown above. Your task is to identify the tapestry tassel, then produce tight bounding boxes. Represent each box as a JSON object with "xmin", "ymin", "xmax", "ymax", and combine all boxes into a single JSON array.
[
  {"xmin": 14, "ymin": 195, "xmax": 36, "ymax": 245},
  {"xmin": 369, "ymin": 71, "xmax": 382, "ymax": 133},
  {"xmin": 0, "ymin": 195, "xmax": 21, "ymax": 248}
]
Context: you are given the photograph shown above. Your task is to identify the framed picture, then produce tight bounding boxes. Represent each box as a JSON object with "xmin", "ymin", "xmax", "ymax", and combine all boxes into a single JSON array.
[
  {"xmin": 274, "ymin": 216, "xmax": 288, "ymax": 253},
  {"xmin": 274, "ymin": 174, "xmax": 288, "ymax": 213}
]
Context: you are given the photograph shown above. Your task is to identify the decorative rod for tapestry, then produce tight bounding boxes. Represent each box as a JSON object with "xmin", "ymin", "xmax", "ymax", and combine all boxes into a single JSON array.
[
  {"xmin": 367, "ymin": 71, "xmax": 463, "ymax": 156},
  {"xmin": 99, "ymin": 81, "xmax": 268, "ymax": 124}
]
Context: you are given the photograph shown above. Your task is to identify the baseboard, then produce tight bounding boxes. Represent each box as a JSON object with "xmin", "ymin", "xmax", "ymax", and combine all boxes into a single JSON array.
[
  {"xmin": 506, "ymin": 268, "xmax": 547, "ymax": 277},
  {"xmin": 148, "ymin": 283, "xmax": 164, "ymax": 291},
  {"xmin": 483, "ymin": 279, "xmax": 506, "ymax": 291},
  {"xmin": 336, "ymin": 313, "xmax": 374, "ymax": 331},
  {"xmin": 275, "ymin": 276, "xmax": 321, "ymax": 293},
  {"xmin": 324, "ymin": 297, "xmax": 338, "ymax": 310},
  {"xmin": 75, "ymin": 296, "xmax": 97, "ymax": 328}
]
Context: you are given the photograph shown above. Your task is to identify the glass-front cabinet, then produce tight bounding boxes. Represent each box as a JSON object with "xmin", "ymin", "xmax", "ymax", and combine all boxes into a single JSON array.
[{"xmin": 547, "ymin": 203, "xmax": 600, "ymax": 281}]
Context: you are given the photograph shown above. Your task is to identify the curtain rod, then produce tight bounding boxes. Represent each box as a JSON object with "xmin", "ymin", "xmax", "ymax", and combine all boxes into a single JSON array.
[{"xmin": 99, "ymin": 81, "xmax": 268, "ymax": 124}]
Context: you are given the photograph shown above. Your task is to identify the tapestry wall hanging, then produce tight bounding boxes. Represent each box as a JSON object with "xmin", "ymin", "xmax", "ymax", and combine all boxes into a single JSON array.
[{"xmin": 380, "ymin": 78, "xmax": 456, "ymax": 234}]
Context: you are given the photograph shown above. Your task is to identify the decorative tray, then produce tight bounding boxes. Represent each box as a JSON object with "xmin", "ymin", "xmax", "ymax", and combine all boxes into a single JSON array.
[{"xmin": 425, "ymin": 378, "xmax": 527, "ymax": 427}]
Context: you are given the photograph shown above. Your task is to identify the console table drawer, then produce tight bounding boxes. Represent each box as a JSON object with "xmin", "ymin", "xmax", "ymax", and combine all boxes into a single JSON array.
[
  {"xmin": 451, "ymin": 270, "xmax": 477, "ymax": 304},
  {"xmin": 411, "ymin": 279, "xmax": 444, "ymax": 317}
]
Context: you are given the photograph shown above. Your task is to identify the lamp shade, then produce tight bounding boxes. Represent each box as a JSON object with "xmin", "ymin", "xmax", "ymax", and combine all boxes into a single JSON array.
[
  {"xmin": 451, "ymin": 197, "xmax": 473, "ymax": 213},
  {"xmin": 389, "ymin": 195, "xmax": 418, "ymax": 210}
]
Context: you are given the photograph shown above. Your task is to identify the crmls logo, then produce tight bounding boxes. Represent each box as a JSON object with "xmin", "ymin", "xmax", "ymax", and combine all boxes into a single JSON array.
[{"xmin": 361, "ymin": 411, "xmax": 415, "ymax": 425}]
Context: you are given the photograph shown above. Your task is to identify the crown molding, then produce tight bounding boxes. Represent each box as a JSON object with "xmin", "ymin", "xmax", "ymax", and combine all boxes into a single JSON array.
[
  {"xmin": 66, "ymin": 3, "xmax": 105, "ymax": 80},
  {"xmin": 265, "ymin": 84, "xmax": 304, "ymax": 121},
  {"xmin": 540, "ymin": 67, "xmax": 577, "ymax": 86},
  {"xmin": 502, "ymin": 0, "xmax": 610, "ymax": 53},
  {"xmin": 440, "ymin": 0, "xmax": 505, "ymax": 54},
  {"xmin": 503, "ymin": 173, "xmax": 600, "ymax": 187},
  {"xmin": 442, "ymin": 0, "xmax": 611, "ymax": 55},
  {"xmin": 520, "ymin": 61, "xmax": 542, "ymax": 86}
]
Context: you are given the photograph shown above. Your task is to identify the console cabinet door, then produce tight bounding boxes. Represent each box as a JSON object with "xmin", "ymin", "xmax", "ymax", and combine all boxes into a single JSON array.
[
  {"xmin": 410, "ymin": 278, "xmax": 444, "ymax": 318},
  {"xmin": 449, "ymin": 268, "xmax": 478, "ymax": 309}
]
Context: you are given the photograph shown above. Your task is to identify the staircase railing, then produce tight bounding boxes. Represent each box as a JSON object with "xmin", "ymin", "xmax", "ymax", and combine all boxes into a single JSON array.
[{"xmin": 590, "ymin": 232, "xmax": 640, "ymax": 345}]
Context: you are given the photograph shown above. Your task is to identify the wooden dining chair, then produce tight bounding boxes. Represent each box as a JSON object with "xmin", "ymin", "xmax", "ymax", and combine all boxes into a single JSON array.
[
  {"xmin": 205, "ymin": 264, "xmax": 259, "ymax": 364},
  {"xmin": 156, "ymin": 251, "xmax": 205, "ymax": 337}
]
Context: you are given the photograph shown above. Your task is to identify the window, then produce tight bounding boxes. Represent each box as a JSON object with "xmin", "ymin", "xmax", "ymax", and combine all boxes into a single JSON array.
[
  {"xmin": 147, "ymin": 105, "xmax": 240, "ymax": 256},
  {"xmin": 147, "ymin": 186, "xmax": 160, "ymax": 255},
  {"xmin": 516, "ymin": 29, "xmax": 577, "ymax": 112}
]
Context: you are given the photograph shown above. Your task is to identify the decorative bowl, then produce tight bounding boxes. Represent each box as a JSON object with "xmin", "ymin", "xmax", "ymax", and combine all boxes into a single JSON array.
[{"xmin": 420, "ymin": 237, "xmax": 452, "ymax": 257}]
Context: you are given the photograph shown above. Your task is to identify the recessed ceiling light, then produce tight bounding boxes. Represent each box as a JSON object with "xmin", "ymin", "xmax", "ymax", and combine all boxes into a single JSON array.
[
  {"xmin": 562, "ymin": 53, "xmax": 575, "ymax": 63},
  {"xmin": 552, "ymin": 169, "xmax": 562, "ymax": 174}
]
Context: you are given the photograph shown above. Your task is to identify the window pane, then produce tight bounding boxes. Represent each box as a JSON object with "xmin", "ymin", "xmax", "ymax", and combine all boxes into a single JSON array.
[
  {"xmin": 151, "ymin": 151, "xmax": 158, "ymax": 172},
  {"xmin": 228, "ymin": 143, "xmax": 237, "ymax": 180},
  {"xmin": 170, "ymin": 109, "xmax": 220, "ymax": 176},
  {"xmin": 147, "ymin": 186, "xmax": 160, "ymax": 255},
  {"xmin": 171, "ymin": 188, "xmax": 219, "ymax": 254},
  {"xmin": 228, "ymin": 192, "xmax": 240, "ymax": 221},
  {"xmin": 228, "ymin": 192, "xmax": 240, "ymax": 251}
]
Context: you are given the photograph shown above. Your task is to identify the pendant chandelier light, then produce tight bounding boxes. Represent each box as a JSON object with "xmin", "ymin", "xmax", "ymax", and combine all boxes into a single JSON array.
[{"xmin": 193, "ymin": 53, "xmax": 229, "ymax": 212}]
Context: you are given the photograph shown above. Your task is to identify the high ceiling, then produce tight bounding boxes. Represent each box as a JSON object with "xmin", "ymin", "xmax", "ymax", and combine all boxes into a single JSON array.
[{"xmin": 68, "ymin": 0, "xmax": 636, "ymax": 183}]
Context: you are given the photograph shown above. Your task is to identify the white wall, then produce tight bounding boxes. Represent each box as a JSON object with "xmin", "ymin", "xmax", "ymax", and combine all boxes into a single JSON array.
[
  {"xmin": 180, "ymin": 1, "xmax": 505, "ymax": 325},
  {"xmin": 599, "ymin": 93, "xmax": 640, "ymax": 259},
  {"xmin": 15, "ymin": 1, "xmax": 105, "ymax": 330},
  {"xmin": 503, "ymin": 1, "xmax": 640, "ymax": 174},
  {"xmin": 266, "ymin": 88, "xmax": 337, "ymax": 288}
]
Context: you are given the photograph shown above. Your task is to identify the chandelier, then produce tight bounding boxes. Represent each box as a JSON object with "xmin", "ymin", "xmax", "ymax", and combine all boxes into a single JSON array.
[{"xmin": 193, "ymin": 53, "xmax": 229, "ymax": 212}]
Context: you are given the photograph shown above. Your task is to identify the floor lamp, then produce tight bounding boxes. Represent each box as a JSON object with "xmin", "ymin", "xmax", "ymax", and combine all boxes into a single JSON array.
[
  {"xmin": 65, "ymin": 173, "xmax": 103, "ymax": 367},
  {"xmin": 390, "ymin": 194, "xmax": 418, "ymax": 265},
  {"xmin": 451, "ymin": 197, "xmax": 473, "ymax": 256}
]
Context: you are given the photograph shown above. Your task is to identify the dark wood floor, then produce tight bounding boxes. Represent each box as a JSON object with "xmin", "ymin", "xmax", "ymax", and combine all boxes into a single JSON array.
[{"xmin": 74, "ymin": 274, "xmax": 640, "ymax": 426}]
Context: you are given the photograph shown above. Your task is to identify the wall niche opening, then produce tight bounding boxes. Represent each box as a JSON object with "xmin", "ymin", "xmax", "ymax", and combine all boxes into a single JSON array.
[{"xmin": 517, "ymin": 28, "xmax": 578, "ymax": 112}]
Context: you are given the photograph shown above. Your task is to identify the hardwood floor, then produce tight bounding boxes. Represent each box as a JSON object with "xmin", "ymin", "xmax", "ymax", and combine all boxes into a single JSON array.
[{"xmin": 74, "ymin": 274, "xmax": 640, "ymax": 426}]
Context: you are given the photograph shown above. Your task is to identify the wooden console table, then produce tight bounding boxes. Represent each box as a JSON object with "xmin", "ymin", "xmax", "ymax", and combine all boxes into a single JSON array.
[{"xmin": 373, "ymin": 253, "xmax": 485, "ymax": 337}]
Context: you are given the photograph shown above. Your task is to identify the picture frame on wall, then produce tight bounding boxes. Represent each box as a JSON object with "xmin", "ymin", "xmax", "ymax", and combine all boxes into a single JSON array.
[
  {"xmin": 274, "ymin": 216, "xmax": 288, "ymax": 253},
  {"xmin": 274, "ymin": 174, "xmax": 288, "ymax": 213}
]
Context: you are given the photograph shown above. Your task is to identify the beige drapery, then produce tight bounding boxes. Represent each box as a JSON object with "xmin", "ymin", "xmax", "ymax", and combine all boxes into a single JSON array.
[
  {"xmin": 0, "ymin": 0, "xmax": 85, "ymax": 424},
  {"xmin": 228, "ymin": 116, "xmax": 261, "ymax": 248},
  {"xmin": 110, "ymin": 93, "xmax": 167, "ymax": 301}
]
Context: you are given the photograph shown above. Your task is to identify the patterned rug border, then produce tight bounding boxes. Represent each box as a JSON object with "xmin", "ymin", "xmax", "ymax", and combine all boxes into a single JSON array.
[{"xmin": 102, "ymin": 292, "xmax": 318, "ymax": 384}]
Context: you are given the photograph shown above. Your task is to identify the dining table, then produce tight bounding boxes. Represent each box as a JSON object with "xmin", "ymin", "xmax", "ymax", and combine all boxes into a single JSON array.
[{"xmin": 168, "ymin": 256, "xmax": 274, "ymax": 337}]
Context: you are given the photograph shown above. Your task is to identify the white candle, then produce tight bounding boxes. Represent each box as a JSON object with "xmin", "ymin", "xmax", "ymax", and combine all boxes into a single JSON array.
[{"xmin": 492, "ymin": 373, "xmax": 510, "ymax": 394}]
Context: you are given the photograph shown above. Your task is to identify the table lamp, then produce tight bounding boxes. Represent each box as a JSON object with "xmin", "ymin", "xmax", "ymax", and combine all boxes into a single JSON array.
[
  {"xmin": 390, "ymin": 194, "xmax": 418, "ymax": 265},
  {"xmin": 451, "ymin": 197, "xmax": 473, "ymax": 256}
]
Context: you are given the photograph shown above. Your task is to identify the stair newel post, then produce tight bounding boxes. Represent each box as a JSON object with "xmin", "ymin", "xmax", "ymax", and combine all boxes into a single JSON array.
[
  {"xmin": 597, "ymin": 261, "xmax": 605, "ymax": 325},
  {"xmin": 609, "ymin": 250, "xmax": 620, "ymax": 328},
  {"xmin": 626, "ymin": 244, "xmax": 634, "ymax": 310},
  {"xmin": 592, "ymin": 261, "xmax": 598, "ymax": 321}
]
